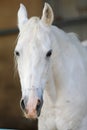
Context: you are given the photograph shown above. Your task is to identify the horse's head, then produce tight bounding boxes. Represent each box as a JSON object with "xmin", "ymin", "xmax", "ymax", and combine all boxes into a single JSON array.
[{"xmin": 15, "ymin": 3, "xmax": 54, "ymax": 119}]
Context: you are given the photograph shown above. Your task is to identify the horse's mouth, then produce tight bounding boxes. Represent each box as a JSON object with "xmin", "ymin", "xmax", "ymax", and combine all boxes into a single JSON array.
[
  {"xmin": 21, "ymin": 101, "xmax": 43, "ymax": 119},
  {"xmin": 23, "ymin": 107, "xmax": 41, "ymax": 119}
]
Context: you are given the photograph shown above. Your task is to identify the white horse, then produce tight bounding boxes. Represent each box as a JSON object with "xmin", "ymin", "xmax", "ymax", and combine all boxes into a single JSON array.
[{"xmin": 15, "ymin": 3, "xmax": 87, "ymax": 130}]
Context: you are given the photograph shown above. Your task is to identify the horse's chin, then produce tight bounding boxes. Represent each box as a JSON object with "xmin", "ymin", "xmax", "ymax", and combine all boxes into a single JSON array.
[
  {"xmin": 24, "ymin": 110, "xmax": 41, "ymax": 120},
  {"xmin": 24, "ymin": 113, "xmax": 37, "ymax": 119}
]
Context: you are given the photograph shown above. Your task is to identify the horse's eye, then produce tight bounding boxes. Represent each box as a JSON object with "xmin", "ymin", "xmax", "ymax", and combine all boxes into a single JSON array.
[
  {"xmin": 15, "ymin": 51, "xmax": 20, "ymax": 56},
  {"xmin": 46, "ymin": 50, "xmax": 52, "ymax": 57}
]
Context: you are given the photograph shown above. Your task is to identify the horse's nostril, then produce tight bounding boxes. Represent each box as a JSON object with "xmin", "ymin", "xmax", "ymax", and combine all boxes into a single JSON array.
[
  {"xmin": 37, "ymin": 99, "xmax": 41, "ymax": 109},
  {"xmin": 37, "ymin": 99, "xmax": 41, "ymax": 106},
  {"xmin": 36, "ymin": 99, "xmax": 42, "ymax": 117},
  {"xmin": 20, "ymin": 99, "xmax": 25, "ymax": 110}
]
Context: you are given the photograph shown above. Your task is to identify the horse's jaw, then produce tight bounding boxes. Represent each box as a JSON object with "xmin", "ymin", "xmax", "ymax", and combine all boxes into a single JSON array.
[{"xmin": 45, "ymin": 69, "xmax": 57, "ymax": 104}]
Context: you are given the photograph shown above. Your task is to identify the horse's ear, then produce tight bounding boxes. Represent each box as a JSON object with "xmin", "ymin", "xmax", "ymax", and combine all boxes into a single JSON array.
[
  {"xmin": 17, "ymin": 3, "xmax": 28, "ymax": 31},
  {"xmin": 41, "ymin": 3, "xmax": 54, "ymax": 26}
]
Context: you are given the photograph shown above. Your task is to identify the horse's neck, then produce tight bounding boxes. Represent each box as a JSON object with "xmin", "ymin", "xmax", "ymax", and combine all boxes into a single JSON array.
[{"xmin": 45, "ymin": 26, "xmax": 87, "ymax": 104}]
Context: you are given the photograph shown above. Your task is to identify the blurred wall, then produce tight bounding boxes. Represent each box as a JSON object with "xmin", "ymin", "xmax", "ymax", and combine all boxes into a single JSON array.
[
  {"xmin": 0, "ymin": 0, "xmax": 43, "ymax": 129},
  {"xmin": 47, "ymin": 0, "xmax": 87, "ymax": 40}
]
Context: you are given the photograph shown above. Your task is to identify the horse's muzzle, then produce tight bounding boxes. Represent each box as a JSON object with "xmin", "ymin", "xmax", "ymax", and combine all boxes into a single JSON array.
[{"xmin": 20, "ymin": 97, "xmax": 43, "ymax": 119}]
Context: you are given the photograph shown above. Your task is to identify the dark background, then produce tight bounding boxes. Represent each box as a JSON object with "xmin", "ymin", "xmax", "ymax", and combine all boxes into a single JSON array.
[{"xmin": 0, "ymin": 0, "xmax": 43, "ymax": 129}]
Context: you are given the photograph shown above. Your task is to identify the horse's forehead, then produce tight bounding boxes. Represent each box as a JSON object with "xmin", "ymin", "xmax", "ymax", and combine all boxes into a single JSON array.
[{"xmin": 17, "ymin": 18, "xmax": 51, "ymax": 51}]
